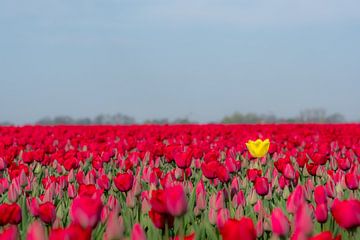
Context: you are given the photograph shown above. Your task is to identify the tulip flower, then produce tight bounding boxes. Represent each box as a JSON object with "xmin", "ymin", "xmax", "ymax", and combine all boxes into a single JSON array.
[
  {"xmin": 246, "ymin": 139, "xmax": 270, "ymax": 158},
  {"xmin": 331, "ymin": 198, "xmax": 360, "ymax": 230},
  {"xmin": 220, "ymin": 217, "xmax": 256, "ymax": 240},
  {"xmin": 315, "ymin": 204, "xmax": 328, "ymax": 224},
  {"xmin": 114, "ymin": 172, "xmax": 134, "ymax": 192},
  {"xmin": 0, "ymin": 203, "xmax": 22, "ymax": 225},
  {"xmin": 150, "ymin": 189, "xmax": 168, "ymax": 214},
  {"xmin": 345, "ymin": 172, "xmax": 359, "ymax": 190},
  {"xmin": 0, "ymin": 225, "xmax": 19, "ymax": 240},
  {"xmin": 314, "ymin": 186, "xmax": 327, "ymax": 205},
  {"xmin": 131, "ymin": 223, "xmax": 147, "ymax": 240},
  {"xmin": 165, "ymin": 184, "xmax": 188, "ymax": 217},
  {"xmin": 70, "ymin": 196, "xmax": 103, "ymax": 229},
  {"xmin": 271, "ymin": 208, "xmax": 290, "ymax": 237},
  {"xmin": 38, "ymin": 202, "xmax": 56, "ymax": 224},
  {"xmin": 26, "ymin": 221, "xmax": 46, "ymax": 240},
  {"xmin": 254, "ymin": 177, "xmax": 269, "ymax": 196},
  {"xmin": 103, "ymin": 212, "xmax": 124, "ymax": 240}
]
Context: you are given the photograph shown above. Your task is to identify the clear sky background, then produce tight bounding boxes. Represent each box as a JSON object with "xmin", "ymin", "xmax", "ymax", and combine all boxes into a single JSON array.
[{"xmin": 0, "ymin": 0, "xmax": 359, "ymax": 124}]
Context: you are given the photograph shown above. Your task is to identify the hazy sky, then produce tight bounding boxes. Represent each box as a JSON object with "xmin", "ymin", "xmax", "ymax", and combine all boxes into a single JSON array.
[{"xmin": 1, "ymin": 0, "xmax": 359, "ymax": 124}]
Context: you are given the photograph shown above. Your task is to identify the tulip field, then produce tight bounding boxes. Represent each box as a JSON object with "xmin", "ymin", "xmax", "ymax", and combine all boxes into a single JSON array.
[{"xmin": 0, "ymin": 124, "xmax": 360, "ymax": 240}]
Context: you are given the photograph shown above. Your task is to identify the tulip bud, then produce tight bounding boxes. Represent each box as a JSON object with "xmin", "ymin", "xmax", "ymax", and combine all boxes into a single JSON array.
[
  {"xmin": 104, "ymin": 212, "xmax": 124, "ymax": 240},
  {"xmin": 294, "ymin": 204, "xmax": 313, "ymax": 236},
  {"xmin": 284, "ymin": 163, "xmax": 295, "ymax": 180},
  {"xmin": 286, "ymin": 185, "xmax": 305, "ymax": 214},
  {"xmin": 126, "ymin": 190, "xmax": 136, "ymax": 209},
  {"xmin": 68, "ymin": 184, "xmax": 76, "ymax": 199},
  {"xmin": 131, "ymin": 223, "xmax": 147, "ymax": 240},
  {"xmin": 216, "ymin": 208, "xmax": 230, "ymax": 228},
  {"xmin": 271, "ymin": 208, "xmax": 290, "ymax": 237},
  {"xmin": 256, "ymin": 219, "xmax": 264, "ymax": 238},
  {"xmin": 315, "ymin": 204, "xmax": 328, "ymax": 223},
  {"xmin": 26, "ymin": 221, "xmax": 46, "ymax": 240},
  {"xmin": 208, "ymin": 208, "xmax": 217, "ymax": 225},
  {"xmin": 8, "ymin": 183, "xmax": 20, "ymax": 203}
]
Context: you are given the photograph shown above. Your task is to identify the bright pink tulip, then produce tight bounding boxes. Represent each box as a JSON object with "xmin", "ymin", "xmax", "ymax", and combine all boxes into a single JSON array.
[
  {"xmin": 287, "ymin": 185, "xmax": 305, "ymax": 213},
  {"xmin": 0, "ymin": 225, "xmax": 18, "ymax": 240},
  {"xmin": 314, "ymin": 186, "xmax": 327, "ymax": 205},
  {"xmin": 271, "ymin": 208, "xmax": 290, "ymax": 237},
  {"xmin": 331, "ymin": 198, "xmax": 360, "ymax": 230},
  {"xmin": 165, "ymin": 184, "xmax": 188, "ymax": 217},
  {"xmin": 345, "ymin": 172, "xmax": 359, "ymax": 190},
  {"xmin": 70, "ymin": 196, "xmax": 103, "ymax": 229},
  {"xmin": 315, "ymin": 204, "xmax": 328, "ymax": 224},
  {"xmin": 131, "ymin": 223, "xmax": 147, "ymax": 240}
]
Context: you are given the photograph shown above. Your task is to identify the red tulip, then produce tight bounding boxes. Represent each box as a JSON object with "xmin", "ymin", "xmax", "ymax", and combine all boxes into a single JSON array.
[
  {"xmin": 165, "ymin": 185, "xmax": 188, "ymax": 217},
  {"xmin": 337, "ymin": 157, "xmax": 351, "ymax": 171},
  {"xmin": 150, "ymin": 189, "xmax": 168, "ymax": 214},
  {"xmin": 0, "ymin": 203, "xmax": 22, "ymax": 225},
  {"xmin": 217, "ymin": 165, "xmax": 230, "ymax": 183},
  {"xmin": 220, "ymin": 217, "xmax": 256, "ymax": 240},
  {"xmin": 309, "ymin": 231, "xmax": 333, "ymax": 240},
  {"xmin": 271, "ymin": 208, "xmax": 290, "ymax": 237},
  {"xmin": 331, "ymin": 198, "xmax": 360, "ymax": 230},
  {"xmin": 38, "ymin": 202, "xmax": 56, "ymax": 224},
  {"xmin": 148, "ymin": 209, "xmax": 174, "ymax": 229},
  {"xmin": 345, "ymin": 172, "xmax": 359, "ymax": 190},
  {"xmin": 247, "ymin": 169, "xmax": 262, "ymax": 182},
  {"xmin": 174, "ymin": 149, "xmax": 192, "ymax": 169},
  {"xmin": 314, "ymin": 186, "xmax": 327, "ymax": 205},
  {"xmin": 114, "ymin": 172, "xmax": 134, "ymax": 192},
  {"xmin": 201, "ymin": 161, "xmax": 220, "ymax": 180},
  {"xmin": 254, "ymin": 177, "xmax": 269, "ymax": 196}
]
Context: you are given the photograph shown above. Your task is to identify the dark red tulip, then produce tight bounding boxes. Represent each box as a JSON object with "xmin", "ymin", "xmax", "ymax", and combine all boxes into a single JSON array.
[{"xmin": 254, "ymin": 177, "xmax": 269, "ymax": 196}]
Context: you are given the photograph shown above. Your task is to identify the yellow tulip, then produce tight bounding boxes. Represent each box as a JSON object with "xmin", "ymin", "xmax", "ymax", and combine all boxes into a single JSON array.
[{"xmin": 245, "ymin": 139, "xmax": 270, "ymax": 158}]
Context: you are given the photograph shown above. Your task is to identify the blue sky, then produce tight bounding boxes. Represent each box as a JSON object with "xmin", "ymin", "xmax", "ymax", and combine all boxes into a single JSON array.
[{"xmin": 0, "ymin": 0, "xmax": 359, "ymax": 123}]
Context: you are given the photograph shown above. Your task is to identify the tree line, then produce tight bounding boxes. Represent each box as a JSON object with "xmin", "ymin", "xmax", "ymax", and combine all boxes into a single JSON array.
[{"xmin": 0, "ymin": 108, "xmax": 352, "ymax": 125}]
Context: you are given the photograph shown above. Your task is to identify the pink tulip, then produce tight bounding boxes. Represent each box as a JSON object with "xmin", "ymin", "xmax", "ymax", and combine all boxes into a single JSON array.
[
  {"xmin": 131, "ymin": 223, "xmax": 147, "ymax": 240},
  {"xmin": 70, "ymin": 196, "xmax": 103, "ymax": 229},
  {"xmin": 103, "ymin": 212, "xmax": 124, "ymax": 240},
  {"xmin": 165, "ymin": 184, "xmax": 188, "ymax": 217},
  {"xmin": 315, "ymin": 204, "xmax": 328, "ymax": 224},
  {"xmin": 271, "ymin": 208, "xmax": 289, "ymax": 237},
  {"xmin": 26, "ymin": 221, "xmax": 46, "ymax": 240},
  {"xmin": 286, "ymin": 185, "xmax": 305, "ymax": 213}
]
